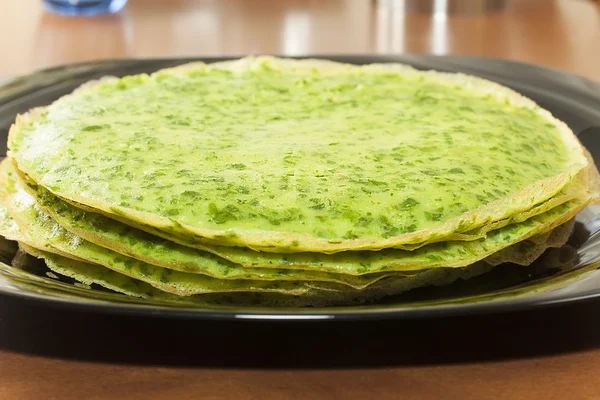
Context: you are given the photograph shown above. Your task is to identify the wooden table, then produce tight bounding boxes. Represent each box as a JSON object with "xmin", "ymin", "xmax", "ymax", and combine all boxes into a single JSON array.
[{"xmin": 2, "ymin": 0, "xmax": 600, "ymax": 398}]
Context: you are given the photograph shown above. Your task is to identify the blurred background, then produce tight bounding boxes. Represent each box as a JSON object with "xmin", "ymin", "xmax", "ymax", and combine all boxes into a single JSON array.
[{"xmin": 0, "ymin": 0, "xmax": 599, "ymax": 79}]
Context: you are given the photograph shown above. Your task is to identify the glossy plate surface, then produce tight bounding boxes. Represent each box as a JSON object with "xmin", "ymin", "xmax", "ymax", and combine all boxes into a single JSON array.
[{"xmin": 1, "ymin": 55, "xmax": 600, "ymax": 321}]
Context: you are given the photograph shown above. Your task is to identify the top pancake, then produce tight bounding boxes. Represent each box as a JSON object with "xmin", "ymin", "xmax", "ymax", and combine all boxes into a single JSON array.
[{"xmin": 7, "ymin": 57, "xmax": 588, "ymax": 252}]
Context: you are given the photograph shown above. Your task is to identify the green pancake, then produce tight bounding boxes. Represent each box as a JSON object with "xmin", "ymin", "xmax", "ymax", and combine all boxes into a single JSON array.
[
  {"xmin": 1, "ymin": 160, "xmax": 592, "ymax": 279},
  {"xmin": 16, "ymin": 159, "xmax": 587, "ymax": 277},
  {"xmin": 0, "ymin": 193, "xmax": 581, "ymax": 306},
  {"xmin": 20, "ymin": 244, "xmax": 166, "ymax": 299},
  {"xmin": 483, "ymin": 218, "xmax": 575, "ymax": 266},
  {"xmin": 4, "ymin": 161, "xmax": 401, "ymax": 288},
  {"xmin": 18, "ymin": 246, "xmax": 496, "ymax": 307},
  {"xmin": 0, "ymin": 178, "xmax": 332, "ymax": 296},
  {"xmin": 0, "ymin": 198, "xmax": 497, "ymax": 305},
  {"xmin": 8, "ymin": 57, "xmax": 587, "ymax": 253}
]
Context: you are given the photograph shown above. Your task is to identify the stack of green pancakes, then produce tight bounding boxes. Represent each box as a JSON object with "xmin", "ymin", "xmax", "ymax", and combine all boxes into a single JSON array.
[{"xmin": 1, "ymin": 56, "xmax": 598, "ymax": 306}]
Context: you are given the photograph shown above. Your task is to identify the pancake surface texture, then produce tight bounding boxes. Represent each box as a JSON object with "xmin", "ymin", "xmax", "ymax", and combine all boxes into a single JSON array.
[{"xmin": 8, "ymin": 57, "xmax": 587, "ymax": 252}]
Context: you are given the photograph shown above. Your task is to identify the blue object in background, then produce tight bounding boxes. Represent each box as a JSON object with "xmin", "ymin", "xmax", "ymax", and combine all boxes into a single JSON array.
[{"xmin": 43, "ymin": 0, "xmax": 128, "ymax": 16}]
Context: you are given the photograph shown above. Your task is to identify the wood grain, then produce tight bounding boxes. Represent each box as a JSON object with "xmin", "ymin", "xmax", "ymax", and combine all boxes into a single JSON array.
[
  {"xmin": 1, "ymin": 0, "xmax": 600, "ymax": 398},
  {"xmin": 2, "ymin": 352, "xmax": 599, "ymax": 400},
  {"xmin": 3, "ymin": 294, "xmax": 600, "ymax": 399}
]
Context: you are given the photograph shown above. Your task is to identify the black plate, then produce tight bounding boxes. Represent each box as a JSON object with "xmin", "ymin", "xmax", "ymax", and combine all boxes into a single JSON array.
[{"xmin": 1, "ymin": 55, "xmax": 600, "ymax": 321}]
